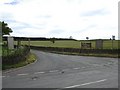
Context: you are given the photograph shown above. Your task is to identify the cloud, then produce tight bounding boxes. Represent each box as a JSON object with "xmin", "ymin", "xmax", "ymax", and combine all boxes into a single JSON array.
[
  {"xmin": 75, "ymin": 24, "xmax": 97, "ymax": 34},
  {"xmin": 0, "ymin": 0, "xmax": 119, "ymax": 40},
  {"xmin": 4, "ymin": 0, "xmax": 20, "ymax": 5},
  {"xmin": 49, "ymin": 26, "xmax": 64, "ymax": 34},
  {"xmin": 81, "ymin": 9, "xmax": 109, "ymax": 17}
]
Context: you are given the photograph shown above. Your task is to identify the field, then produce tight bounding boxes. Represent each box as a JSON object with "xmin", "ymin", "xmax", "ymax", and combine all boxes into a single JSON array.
[{"xmin": 15, "ymin": 40, "xmax": 120, "ymax": 49}]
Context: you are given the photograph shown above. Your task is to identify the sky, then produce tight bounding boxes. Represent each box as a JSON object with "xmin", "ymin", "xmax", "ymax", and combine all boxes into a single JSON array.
[{"xmin": 0, "ymin": 0, "xmax": 119, "ymax": 40}]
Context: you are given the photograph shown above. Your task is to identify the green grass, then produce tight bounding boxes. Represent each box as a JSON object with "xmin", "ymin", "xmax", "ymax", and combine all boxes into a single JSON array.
[
  {"xmin": 15, "ymin": 40, "xmax": 120, "ymax": 49},
  {"xmin": 18, "ymin": 40, "xmax": 81, "ymax": 48},
  {"xmin": 2, "ymin": 46, "xmax": 26, "ymax": 57},
  {"xmin": 103, "ymin": 40, "xmax": 119, "ymax": 49},
  {"xmin": 2, "ymin": 52, "xmax": 37, "ymax": 70}
]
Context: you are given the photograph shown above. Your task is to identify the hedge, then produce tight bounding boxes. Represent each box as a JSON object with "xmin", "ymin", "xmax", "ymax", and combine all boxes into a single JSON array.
[
  {"xmin": 30, "ymin": 46, "xmax": 119, "ymax": 54},
  {"xmin": 2, "ymin": 46, "xmax": 30, "ymax": 65}
]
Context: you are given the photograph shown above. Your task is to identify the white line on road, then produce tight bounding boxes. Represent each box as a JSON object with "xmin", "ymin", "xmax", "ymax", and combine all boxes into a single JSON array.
[
  {"xmin": 49, "ymin": 70, "xmax": 59, "ymax": 73},
  {"xmin": 62, "ymin": 69, "xmax": 69, "ymax": 71},
  {"xmin": 73, "ymin": 67, "xmax": 80, "ymax": 70},
  {"xmin": 17, "ymin": 73, "xmax": 28, "ymax": 76},
  {"xmin": 64, "ymin": 79, "xmax": 107, "ymax": 88},
  {"xmin": 34, "ymin": 72, "xmax": 45, "ymax": 74}
]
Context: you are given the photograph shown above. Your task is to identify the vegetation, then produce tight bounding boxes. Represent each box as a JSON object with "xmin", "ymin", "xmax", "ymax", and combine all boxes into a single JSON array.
[
  {"xmin": 50, "ymin": 37, "xmax": 56, "ymax": 43},
  {"xmin": 49, "ymin": 51, "xmax": 118, "ymax": 58},
  {"xmin": 16, "ymin": 40, "xmax": 120, "ymax": 49},
  {"xmin": 1, "ymin": 21, "xmax": 13, "ymax": 35},
  {"xmin": 2, "ymin": 46, "xmax": 24, "ymax": 56},
  {"xmin": 2, "ymin": 52, "xmax": 36, "ymax": 70},
  {"xmin": 2, "ymin": 45, "xmax": 37, "ymax": 70},
  {"xmin": 1, "ymin": 21, "xmax": 37, "ymax": 70}
]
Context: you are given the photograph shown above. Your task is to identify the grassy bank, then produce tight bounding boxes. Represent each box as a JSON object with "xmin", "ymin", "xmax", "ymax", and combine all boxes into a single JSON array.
[
  {"xmin": 49, "ymin": 51, "xmax": 118, "ymax": 58},
  {"xmin": 2, "ymin": 52, "xmax": 37, "ymax": 70}
]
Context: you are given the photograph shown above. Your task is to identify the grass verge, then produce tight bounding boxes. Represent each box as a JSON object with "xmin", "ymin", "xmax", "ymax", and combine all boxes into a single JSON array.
[
  {"xmin": 49, "ymin": 51, "xmax": 118, "ymax": 58},
  {"xmin": 2, "ymin": 52, "xmax": 37, "ymax": 70}
]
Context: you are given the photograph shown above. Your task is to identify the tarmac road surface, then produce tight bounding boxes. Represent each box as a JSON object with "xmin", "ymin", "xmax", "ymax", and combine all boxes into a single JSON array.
[{"xmin": 2, "ymin": 50, "xmax": 118, "ymax": 89}]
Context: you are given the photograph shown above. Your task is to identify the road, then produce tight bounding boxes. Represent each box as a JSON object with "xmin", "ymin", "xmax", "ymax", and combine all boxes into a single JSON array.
[{"xmin": 2, "ymin": 50, "xmax": 118, "ymax": 89}]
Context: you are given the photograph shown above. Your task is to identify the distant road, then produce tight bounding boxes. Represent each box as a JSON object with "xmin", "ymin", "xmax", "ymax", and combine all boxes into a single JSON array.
[{"xmin": 3, "ymin": 50, "xmax": 118, "ymax": 88}]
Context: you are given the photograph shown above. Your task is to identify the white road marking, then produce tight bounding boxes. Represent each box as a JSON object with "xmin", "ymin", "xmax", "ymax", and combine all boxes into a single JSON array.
[
  {"xmin": 73, "ymin": 67, "xmax": 80, "ymax": 70},
  {"xmin": 49, "ymin": 70, "xmax": 59, "ymax": 73},
  {"xmin": 34, "ymin": 72, "xmax": 45, "ymax": 74},
  {"xmin": 17, "ymin": 73, "xmax": 28, "ymax": 76},
  {"xmin": 62, "ymin": 69, "xmax": 69, "ymax": 71},
  {"xmin": 64, "ymin": 79, "xmax": 107, "ymax": 88}
]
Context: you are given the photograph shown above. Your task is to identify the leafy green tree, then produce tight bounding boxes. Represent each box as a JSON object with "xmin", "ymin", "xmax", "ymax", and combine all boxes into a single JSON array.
[
  {"xmin": 1, "ymin": 21, "xmax": 13, "ymax": 35},
  {"xmin": 50, "ymin": 37, "xmax": 56, "ymax": 44}
]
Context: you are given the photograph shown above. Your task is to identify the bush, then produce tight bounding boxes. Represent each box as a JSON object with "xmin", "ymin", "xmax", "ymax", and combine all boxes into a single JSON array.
[{"xmin": 2, "ymin": 46, "xmax": 30, "ymax": 65}]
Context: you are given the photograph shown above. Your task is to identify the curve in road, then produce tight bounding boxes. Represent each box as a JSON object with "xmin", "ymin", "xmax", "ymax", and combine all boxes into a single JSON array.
[{"xmin": 2, "ymin": 50, "xmax": 118, "ymax": 88}]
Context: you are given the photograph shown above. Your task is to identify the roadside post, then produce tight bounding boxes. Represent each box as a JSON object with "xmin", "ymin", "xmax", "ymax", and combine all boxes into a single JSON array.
[
  {"xmin": 7, "ymin": 36, "xmax": 14, "ymax": 50},
  {"xmin": 95, "ymin": 39, "xmax": 103, "ymax": 49}
]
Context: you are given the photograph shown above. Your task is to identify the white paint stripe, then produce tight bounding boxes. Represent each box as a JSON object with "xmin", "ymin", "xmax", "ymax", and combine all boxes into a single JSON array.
[
  {"xmin": 17, "ymin": 73, "xmax": 28, "ymax": 76},
  {"xmin": 73, "ymin": 68, "xmax": 80, "ymax": 70},
  {"xmin": 34, "ymin": 72, "xmax": 45, "ymax": 74},
  {"xmin": 64, "ymin": 79, "xmax": 107, "ymax": 88},
  {"xmin": 62, "ymin": 69, "xmax": 69, "ymax": 71},
  {"xmin": 49, "ymin": 70, "xmax": 59, "ymax": 73}
]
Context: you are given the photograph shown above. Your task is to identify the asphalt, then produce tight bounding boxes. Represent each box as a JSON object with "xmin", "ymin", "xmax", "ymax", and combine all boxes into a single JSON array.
[{"xmin": 2, "ymin": 50, "xmax": 118, "ymax": 88}]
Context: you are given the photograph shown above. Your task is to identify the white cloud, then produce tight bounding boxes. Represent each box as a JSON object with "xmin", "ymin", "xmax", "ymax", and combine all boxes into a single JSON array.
[{"xmin": 0, "ymin": 0, "xmax": 119, "ymax": 40}]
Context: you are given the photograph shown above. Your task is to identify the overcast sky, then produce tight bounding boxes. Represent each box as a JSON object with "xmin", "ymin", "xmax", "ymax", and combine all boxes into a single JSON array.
[{"xmin": 0, "ymin": 0, "xmax": 119, "ymax": 40}]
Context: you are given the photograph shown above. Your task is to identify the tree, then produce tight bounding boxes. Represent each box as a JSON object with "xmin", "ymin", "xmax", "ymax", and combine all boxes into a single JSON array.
[
  {"xmin": 1, "ymin": 21, "xmax": 13, "ymax": 35},
  {"xmin": 50, "ymin": 37, "xmax": 56, "ymax": 44},
  {"xmin": 86, "ymin": 37, "xmax": 89, "ymax": 40}
]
